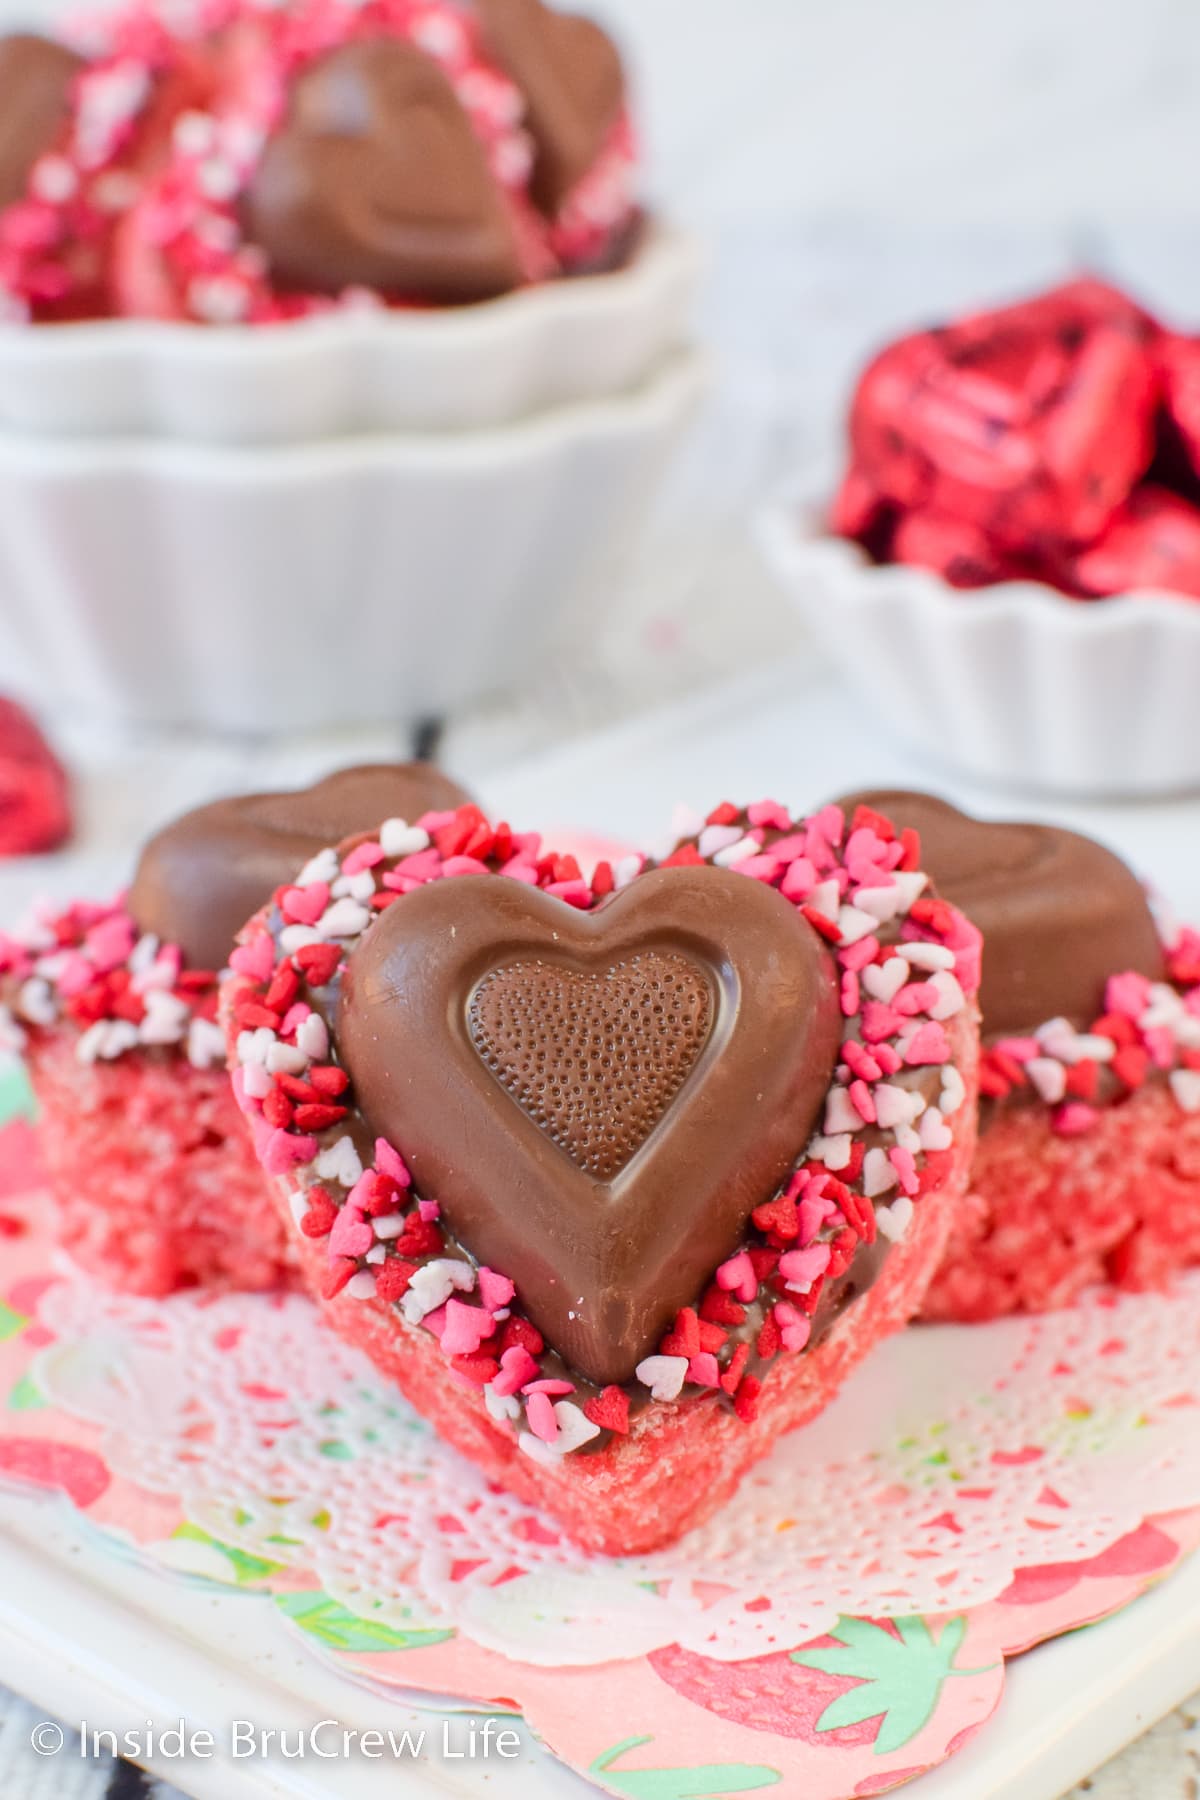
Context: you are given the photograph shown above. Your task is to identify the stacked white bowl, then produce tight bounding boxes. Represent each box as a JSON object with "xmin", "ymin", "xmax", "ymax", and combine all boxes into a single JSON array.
[{"xmin": 0, "ymin": 224, "xmax": 703, "ymax": 733}]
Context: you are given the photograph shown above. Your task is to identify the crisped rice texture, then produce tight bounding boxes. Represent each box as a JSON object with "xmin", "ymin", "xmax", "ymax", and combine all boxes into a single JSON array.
[
  {"xmin": 26, "ymin": 1031, "xmax": 295, "ymax": 1296},
  {"xmin": 923, "ymin": 1081, "xmax": 1200, "ymax": 1322}
]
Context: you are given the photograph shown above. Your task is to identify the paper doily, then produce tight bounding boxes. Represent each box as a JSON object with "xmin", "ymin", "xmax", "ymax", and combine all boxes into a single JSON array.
[{"xmin": 27, "ymin": 1262, "xmax": 1200, "ymax": 1667}]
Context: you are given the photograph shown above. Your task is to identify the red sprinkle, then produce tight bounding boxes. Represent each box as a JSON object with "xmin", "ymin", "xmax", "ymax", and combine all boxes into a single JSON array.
[{"xmin": 583, "ymin": 1385, "xmax": 630, "ymax": 1434}]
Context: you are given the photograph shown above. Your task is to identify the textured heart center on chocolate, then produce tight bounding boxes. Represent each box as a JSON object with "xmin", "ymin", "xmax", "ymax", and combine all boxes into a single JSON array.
[{"xmin": 468, "ymin": 951, "xmax": 713, "ymax": 1179}]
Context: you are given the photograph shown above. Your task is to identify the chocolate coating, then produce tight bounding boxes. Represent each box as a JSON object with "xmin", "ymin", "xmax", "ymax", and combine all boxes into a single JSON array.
[
  {"xmin": 0, "ymin": 35, "xmax": 84, "ymax": 213},
  {"xmin": 837, "ymin": 790, "xmax": 1165, "ymax": 1037},
  {"xmin": 476, "ymin": 0, "xmax": 624, "ymax": 214},
  {"xmin": 243, "ymin": 37, "xmax": 523, "ymax": 303},
  {"xmin": 129, "ymin": 763, "xmax": 472, "ymax": 972},
  {"xmin": 337, "ymin": 865, "xmax": 840, "ymax": 1386}
]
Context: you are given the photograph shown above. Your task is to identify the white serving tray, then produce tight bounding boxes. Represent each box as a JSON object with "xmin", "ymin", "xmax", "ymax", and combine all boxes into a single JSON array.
[{"xmin": 2, "ymin": 655, "xmax": 1199, "ymax": 1798}]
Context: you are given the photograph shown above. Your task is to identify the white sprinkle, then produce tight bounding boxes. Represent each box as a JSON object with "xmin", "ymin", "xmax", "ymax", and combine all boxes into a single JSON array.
[
  {"xmin": 863, "ymin": 1146, "xmax": 899, "ymax": 1198},
  {"xmin": 188, "ymin": 274, "xmax": 249, "ymax": 325},
  {"xmin": 614, "ymin": 854, "xmax": 642, "ymax": 890},
  {"xmin": 1026, "ymin": 1057, "xmax": 1067, "ymax": 1105},
  {"xmin": 862, "ymin": 957, "xmax": 910, "ymax": 1004},
  {"xmin": 333, "ymin": 869, "xmax": 376, "ymax": 904},
  {"xmin": 485, "ymin": 1386, "xmax": 520, "ymax": 1424},
  {"xmin": 853, "ymin": 883, "xmax": 907, "ymax": 924},
  {"xmin": 139, "ymin": 989, "xmax": 190, "ymax": 1045},
  {"xmin": 197, "ymin": 155, "xmax": 238, "ymax": 201},
  {"xmin": 714, "ymin": 835, "xmax": 760, "ymax": 869},
  {"xmin": 236, "ymin": 1026, "xmax": 276, "ymax": 1066},
  {"xmin": 807, "ymin": 1132, "xmax": 852, "ymax": 1169},
  {"xmin": 372, "ymin": 1213, "xmax": 406, "ymax": 1240},
  {"xmin": 266, "ymin": 1041, "xmax": 307, "ymax": 1075},
  {"xmin": 926, "ymin": 970, "xmax": 966, "ymax": 1021},
  {"xmin": 698, "ymin": 823, "xmax": 744, "ymax": 859},
  {"xmin": 635, "ymin": 1354, "xmax": 688, "ymax": 1402},
  {"xmin": 670, "ymin": 803, "xmax": 704, "ymax": 841},
  {"xmin": 319, "ymin": 898, "xmax": 371, "ymax": 940},
  {"xmin": 918, "ymin": 1108, "xmax": 953, "ymax": 1151},
  {"xmin": 824, "ymin": 1087, "xmax": 862, "ymax": 1136},
  {"xmin": 240, "ymin": 1060, "xmax": 271, "ymax": 1099},
  {"xmin": 894, "ymin": 1122, "xmax": 922, "ymax": 1154},
  {"xmin": 874, "ymin": 1082, "xmax": 924, "ymax": 1130},
  {"xmin": 365, "ymin": 1243, "xmax": 387, "ymax": 1265},
  {"xmin": 517, "ymin": 1431, "xmax": 563, "ymax": 1467},
  {"xmin": 346, "ymin": 1270, "xmax": 377, "ymax": 1300},
  {"xmin": 315, "ymin": 1137, "xmax": 362, "ymax": 1189},
  {"xmin": 401, "ymin": 1258, "xmax": 474, "ymax": 1324},
  {"xmin": 939, "ymin": 1066, "xmax": 967, "ymax": 1116},
  {"xmin": 280, "ymin": 926, "xmax": 322, "ymax": 955},
  {"xmin": 296, "ymin": 848, "xmax": 340, "ymax": 887},
  {"xmin": 891, "ymin": 872, "xmax": 928, "ymax": 910},
  {"xmin": 837, "ymin": 905, "xmax": 879, "ymax": 947},
  {"xmin": 296, "ymin": 1013, "xmax": 329, "ymax": 1061},
  {"xmin": 173, "ymin": 109, "xmax": 216, "ymax": 156},
  {"xmin": 16, "ymin": 978, "xmax": 57, "ymax": 1028},
  {"xmin": 30, "ymin": 155, "xmax": 78, "ymax": 204},
  {"xmin": 379, "ymin": 819, "xmax": 429, "ymax": 858},
  {"xmin": 288, "ymin": 1190, "xmax": 309, "ymax": 1227},
  {"xmin": 1170, "ymin": 1070, "xmax": 1200, "ymax": 1115},
  {"xmin": 807, "ymin": 879, "xmax": 840, "ymax": 921},
  {"xmin": 901, "ymin": 942, "xmax": 957, "ymax": 972},
  {"xmin": 876, "ymin": 1195, "xmax": 914, "ymax": 1242}
]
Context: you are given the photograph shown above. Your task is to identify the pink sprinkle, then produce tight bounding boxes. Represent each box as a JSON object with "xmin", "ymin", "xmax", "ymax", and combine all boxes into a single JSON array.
[
  {"xmin": 716, "ymin": 1250, "xmax": 758, "ymax": 1303},
  {"xmin": 843, "ymin": 1041, "xmax": 883, "ymax": 1082},
  {"xmin": 392, "ymin": 848, "xmax": 443, "ymax": 880},
  {"xmin": 688, "ymin": 1353, "xmax": 721, "ymax": 1387},
  {"xmin": 329, "ymin": 1206, "xmax": 372, "ymax": 1260},
  {"xmin": 525, "ymin": 1391, "xmax": 559, "ymax": 1443},
  {"xmin": 747, "ymin": 799, "xmax": 790, "ymax": 830},
  {"xmin": 894, "ymin": 981, "xmax": 940, "ymax": 1017},
  {"xmin": 848, "ymin": 1078, "xmax": 876, "ymax": 1124},
  {"xmin": 342, "ymin": 841, "xmax": 386, "ymax": 875},
  {"xmin": 262, "ymin": 1129, "xmax": 320, "ymax": 1174},
  {"xmin": 840, "ymin": 933, "xmax": 881, "ymax": 973},
  {"xmin": 1144, "ymin": 1026, "xmax": 1177, "ymax": 1068},
  {"xmin": 862, "ymin": 1002, "xmax": 905, "ymax": 1043},
  {"xmin": 810, "ymin": 804, "xmax": 845, "ymax": 846},
  {"xmin": 736, "ymin": 855, "xmax": 784, "ymax": 882},
  {"xmin": 544, "ymin": 879, "xmax": 592, "ymax": 908},
  {"xmin": 521, "ymin": 1378, "xmax": 575, "ymax": 1397},
  {"xmin": 769, "ymin": 833, "xmax": 809, "ymax": 861},
  {"xmin": 440, "ymin": 1298, "xmax": 496, "ymax": 1356},
  {"xmin": 993, "ymin": 1037, "xmax": 1040, "ymax": 1063},
  {"xmin": 780, "ymin": 1243, "xmax": 832, "ymax": 1290},
  {"xmin": 374, "ymin": 1139, "xmax": 412, "ymax": 1188},
  {"xmin": 280, "ymin": 882, "xmax": 329, "ymax": 926},
  {"xmin": 774, "ymin": 1301, "xmax": 812, "ymax": 1353},
  {"xmin": 442, "ymin": 855, "xmax": 491, "ymax": 878},
  {"xmin": 874, "ymin": 1042, "xmax": 903, "ymax": 1075},
  {"xmin": 1055, "ymin": 1102, "xmax": 1099, "ymax": 1136},
  {"xmin": 280, "ymin": 1003, "xmax": 310, "ymax": 1038},
  {"xmin": 889, "ymin": 1145, "xmax": 919, "ymax": 1195},
  {"xmin": 798, "ymin": 1194, "xmax": 836, "ymax": 1246},
  {"xmin": 501, "ymin": 858, "xmax": 540, "ymax": 885},
  {"xmin": 904, "ymin": 1022, "xmax": 951, "ymax": 1066},
  {"xmin": 780, "ymin": 858, "xmax": 819, "ymax": 902},
  {"xmin": 418, "ymin": 1199, "xmax": 441, "ymax": 1222},
  {"xmin": 479, "ymin": 1268, "xmax": 516, "ymax": 1311},
  {"xmin": 840, "ymin": 971, "xmax": 860, "ymax": 1016},
  {"xmin": 85, "ymin": 914, "xmax": 136, "ymax": 973},
  {"xmin": 422, "ymin": 1305, "xmax": 448, "ymax": 1340},
  {"xmin": 1107, "ymin": 970, "xmax": 1152, "ymax": 1020},
  {"xmin": 492, "ymin": 1345, "xmax": 539, "ymax": 1397},
  {"xmin": 54, "ymin": 950, "xmax": 95, "ymax": 997}
]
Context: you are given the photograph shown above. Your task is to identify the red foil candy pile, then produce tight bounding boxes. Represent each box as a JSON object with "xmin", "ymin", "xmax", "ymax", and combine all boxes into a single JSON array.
[
  {"xmin": 833, "ymin": 278, "xmax": 1200, "ymax": 600},
  {"xmin": 0, "ymin": 698, "xmax": 71, "ymax": 856}
]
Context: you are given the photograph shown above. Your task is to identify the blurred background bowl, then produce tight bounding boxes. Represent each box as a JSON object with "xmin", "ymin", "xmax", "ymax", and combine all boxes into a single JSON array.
[
  {"xmin": 758, "ymin": 466, "xmax": 1200, "ymax": 798},
  {"xmin": 0, "ymin": 348, "xmax": 705, "ymax": 734},
  {"xmin": 0, "ymin": 225, "xmax": 699, "ymax": 446}
]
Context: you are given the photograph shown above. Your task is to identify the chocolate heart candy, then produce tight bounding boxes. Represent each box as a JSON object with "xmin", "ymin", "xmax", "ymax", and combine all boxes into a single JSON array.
[
  {"xmin": 838, "ymin": 790, "xmax": 1164, "ymax": 1037},
  {"xmin": 476, "ymin": 0, "xmax": 624, "ymax": 214},
  {"xmin": 0, "ymin": 35, "xmax": 85, "ymax": 213},
  {"xmin": 337, "ymin": 864, "xmax": 840, "ymax": 1386},
  {"xmin": 243, "ymin": 37, "xmax": 524, "ymax": 303},
  {"xmin": 129, "ymin": 763, "xmax": 472, "ymax": 972}
]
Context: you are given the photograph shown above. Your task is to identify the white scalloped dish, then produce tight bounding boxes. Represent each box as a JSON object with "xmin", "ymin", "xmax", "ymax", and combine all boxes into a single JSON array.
[
  {"xmin": 0, "ymin": 223, "xmax": 698, "ymax": 445},
  {"xmin": 758, "ymin": 468, "xmax": 1200, "ymax": 799}
]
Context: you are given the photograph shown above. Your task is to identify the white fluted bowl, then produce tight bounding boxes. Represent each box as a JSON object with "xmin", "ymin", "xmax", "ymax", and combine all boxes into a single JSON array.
[
  {"xmin": 0, "ymin": 225, "xmax": 698, "ymax": 445},
  {"xmin": 0, "ymin": 349, "xmax": 705, "ymax": 735},
  {"xmin": 758, "ymin": 469, "xmax": 1200, "ymax": 798}
]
